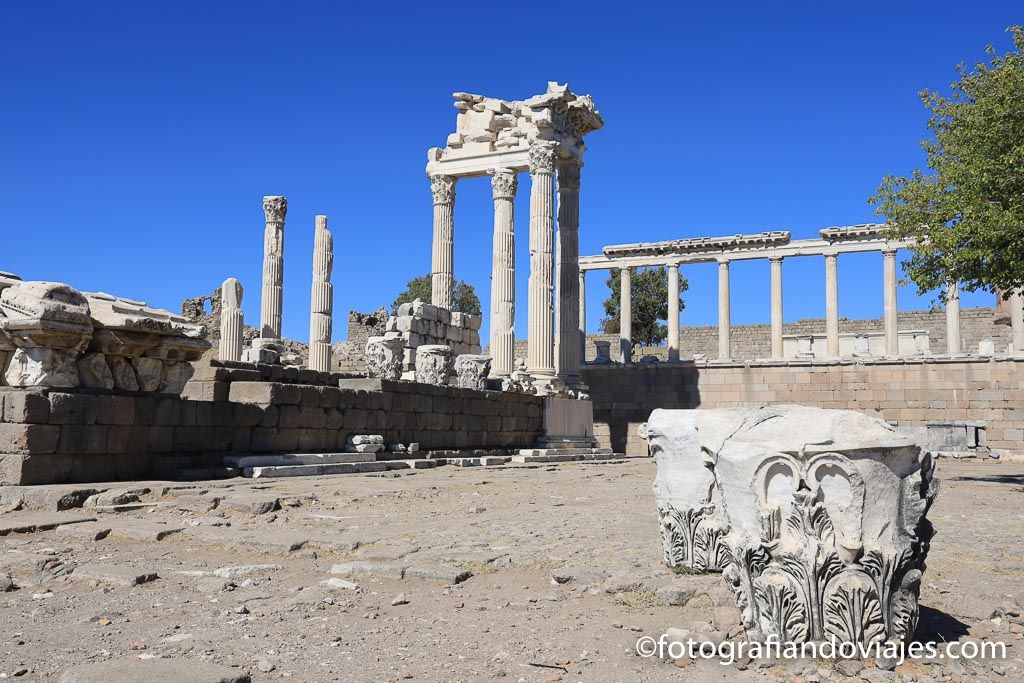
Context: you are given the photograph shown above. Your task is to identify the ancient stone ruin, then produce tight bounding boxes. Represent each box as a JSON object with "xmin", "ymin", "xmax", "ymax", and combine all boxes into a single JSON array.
[{"xmin": 649, "ymin": 405, "xmax": 938, "ymax": 650}]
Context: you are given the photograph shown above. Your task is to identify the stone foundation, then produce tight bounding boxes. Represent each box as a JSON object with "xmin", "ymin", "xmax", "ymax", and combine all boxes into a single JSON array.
[
  {"xmin": 584, "ymin": 356, "xmax": 1024, "ymax": 457},
  {"xmin": 0, "ymin": 360, "xmax": 545, "ymax": 485}
]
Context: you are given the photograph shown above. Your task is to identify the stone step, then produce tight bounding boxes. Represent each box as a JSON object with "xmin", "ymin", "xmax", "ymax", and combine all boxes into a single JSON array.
[
  {"xmin": 243, "ymin": 459, "xmax": 443, "ymax": 479},
  {"xmin": 511, "ymin": 451, "xmax": 620, "ymax": 463},
  {"xmin": 444, "ymin": 456, "xmax": 511, "ymax": 467},
  {"xmin": 224, "ymin": 452, "xmax": 378, "ymax": 468},
  {"xmin": 516, "ymin": 448, "xmax": 614, "ymax": 456}
]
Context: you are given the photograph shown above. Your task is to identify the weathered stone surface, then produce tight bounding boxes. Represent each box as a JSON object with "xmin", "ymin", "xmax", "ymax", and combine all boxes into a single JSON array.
[
  {"xmin": 76, "ymin": 352, "xmax": 114, "ymax": 389},
  {"xmin": 0, "ymin": 512, "xmax": 96, "ymax": 536},
  {"xmin": 58, "ymin": 659, "xmax": 250, "ymax": 683},
  {"xmin": 415, "ymin": 344, "xmax": 453, "ymax": 385},
  {"xmin": 213, "ymin": 564, "xmax": 281, "ymax": 579},
  {"xmin": 650, "ymin": 405, "xmax": 938, "ymax": 650},
  {"xmin": 73, "ymin": 563, "xmax": 158, "ymax": 586}
]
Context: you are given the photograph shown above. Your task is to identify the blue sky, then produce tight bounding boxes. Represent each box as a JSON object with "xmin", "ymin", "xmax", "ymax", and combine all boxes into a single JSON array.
[{"xmin": 2, "ymin": 2, "xmax": 1019, "ymax": 343}]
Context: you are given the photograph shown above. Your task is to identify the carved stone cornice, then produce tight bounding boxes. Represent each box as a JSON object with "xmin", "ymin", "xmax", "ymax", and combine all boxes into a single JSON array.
[
  {"xmin": 490, "ymin": 169, "xmax": 518, "ymax": 200},
  {"xmin": 557, "ymin": 160, "xmax": 581, "ymax": 191},
  {"xmin": 429, "ymin": 174, "xmax": 456, "ymax": 205},
  {"xmin": 528, "ymin": 141, "xmax": 558, "ymax": 175},
  {"xmin": 262, "ymin": 196, "xmax": 288, "ymax": 223}
]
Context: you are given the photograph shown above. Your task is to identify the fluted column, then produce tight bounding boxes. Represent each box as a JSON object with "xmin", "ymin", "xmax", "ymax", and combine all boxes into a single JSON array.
[
  {"xmin": 945, "ymin": 279, "xmax": 961, "ymax": 354},
  {"xmin": 718, "ymin": 260, "xmax": 731, "ymax": 360},
  {"xmin": 260, "ymin": 195, "xmax": 287, "ymax": 339},
  {"xmin": 556, "ymin": 159, "xmax": 582, "ymax": 383},
  {"xmin": 883, "ymin": 250, "xmax": 899, "ymax": 356},
  {"xmin": 430, "ymin": 174, "xmax": 456, "ymax": 311},
  {"xmin": 219, "ymin": 278, "xmax": 243, "ymax": 362},
  {"xmin": 308, "ymin": 215, "xmax": 333, "ymax": 373},
  {"xmin": 527, "ymin": 141, "xmax": 557, "ymax": 380},
  {"xmin": 770, "ymin": 257, "xmax": 784, "ymax": 358},
  {"xmin": 620, "ymin": 267, "xmax": 632, "ymax": 364},
  {"xmin": 1011, "ymin": 290, "xmax": 1024, "ymax": 354},
  {"xmin": 489, "ymin": 169, "xmax": 517, "ymax": 377},
  {"xmin": 825, "ymin": 253, "xmax": 839, "ymax": 358},
  {"xmin": 667, "ymin": 263, "xmax": 680, "ymax": 362},
  {"xmin": 578, "ymin": 270, "xmax": 587, "ymax": 363}
]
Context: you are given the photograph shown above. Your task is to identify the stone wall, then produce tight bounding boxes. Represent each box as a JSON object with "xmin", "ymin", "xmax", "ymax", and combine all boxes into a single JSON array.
[
  {"xmin": 583, "ymin": 357, "xmax": 1024, "ymax": 457},
  {"xmin": 512, "ymin": 307, "xmax": 1008, "ymax": 362},
  {"xmin": 332, "ymin": 308, "xmax": 389, "ymax": 373},
  {"xmin": 0, "ymin": 361, "xmax": 544, "ymax": 485}
]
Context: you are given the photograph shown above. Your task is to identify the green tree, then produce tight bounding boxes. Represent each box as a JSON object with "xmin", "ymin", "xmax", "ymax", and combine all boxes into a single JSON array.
[
  {"xmin": 600, "ymin": 267, "xmax": 688, "ymax": 346},
  {"xmin": 390, "ymin": 274, "xmax": 482, "ymax": 315},
  {"xmin": 871, "ymin": 26, "xmax": 1024, "ymax": 300}
]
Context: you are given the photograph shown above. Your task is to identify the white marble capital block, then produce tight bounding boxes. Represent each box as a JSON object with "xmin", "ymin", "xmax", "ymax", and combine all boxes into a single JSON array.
[
  {"xmin": 455, "ymin": 353, "xmax": 492, "ymax": 390},
  {"xmin": 365, "ymin": 334, "xmax": 405, "ymax": 381},
  {"xmin": 649, "ymin": 405, "xmax": 938, "ymax": 649},
  {"xmin": 414, "ymin": 344, "xmax": 454, "ymax": 386}
]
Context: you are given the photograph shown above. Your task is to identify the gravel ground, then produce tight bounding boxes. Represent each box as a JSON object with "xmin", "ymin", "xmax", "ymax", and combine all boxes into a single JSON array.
[{"xmin": 0, "ymin": 457, "xmax": 1021, "ymax": 682}]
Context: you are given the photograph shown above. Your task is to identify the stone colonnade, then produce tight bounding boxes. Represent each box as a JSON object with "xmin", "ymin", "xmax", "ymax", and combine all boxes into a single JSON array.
[
  {"xmin": 578, "ymin": 226, "xmax": 1024, "ymax": 361},
  {"xmin": 427, "ymin": 144, "xmax": 588, "ymax": 391}
]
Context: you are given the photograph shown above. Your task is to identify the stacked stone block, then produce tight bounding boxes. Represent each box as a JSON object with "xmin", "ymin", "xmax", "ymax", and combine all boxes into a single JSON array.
[{"xmin": 387, "ymin": 299, "xmax": 482, "ymax": 370}]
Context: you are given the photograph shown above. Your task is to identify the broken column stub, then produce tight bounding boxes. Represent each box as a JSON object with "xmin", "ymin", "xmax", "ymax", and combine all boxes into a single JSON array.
[{"xmin": 648, "ymin": 405, "xmax": 938, "ymax": 649}]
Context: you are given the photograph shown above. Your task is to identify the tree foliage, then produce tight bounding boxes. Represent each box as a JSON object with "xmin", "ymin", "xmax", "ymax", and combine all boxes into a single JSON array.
[
  {"xmin": 390, "ymin": 274, "xmax": 481, "ymax": 315},
  {"xmin": 600, "ymin": 267, "xmax": 688, "ymax": 346},
  {"xmin": 871, "ymin": 26, "xmax": 1024, "ymax": 300}
]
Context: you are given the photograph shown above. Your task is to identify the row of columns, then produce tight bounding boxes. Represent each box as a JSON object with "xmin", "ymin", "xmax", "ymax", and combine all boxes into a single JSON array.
[
  {"xmin": 429, "ymin": 142, "xmax": 584, "ymax": 387},
  {"xmin": 596, "ymin": 248, "xmax": 974, "ymax": 362}
]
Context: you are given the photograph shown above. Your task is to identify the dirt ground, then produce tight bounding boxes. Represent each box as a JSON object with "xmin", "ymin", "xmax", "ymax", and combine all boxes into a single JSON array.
[{"xmin": 0, "ymin": 457, "xmax": 1022, "ymax": 682}]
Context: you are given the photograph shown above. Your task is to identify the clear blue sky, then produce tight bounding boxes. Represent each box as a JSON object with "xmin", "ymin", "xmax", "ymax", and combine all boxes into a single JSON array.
[{"xmin": 2, "ymin": 2, "xmax": 1018, "ymax": 343}]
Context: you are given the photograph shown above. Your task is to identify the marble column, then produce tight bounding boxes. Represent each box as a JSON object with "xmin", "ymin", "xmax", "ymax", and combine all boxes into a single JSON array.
[
  {"xmin": 718, "ymin": 260, "xmax": 731, "ymax": 360},
  {"xmin": 825, "ymin": 253, "xmax": 839, "ymax": 358},
  {"xmin": 556, "ymin": 159, "xmax": 582, "ymax": 383},
  {"xmin": 219, "ymin": 278, "xmax": 243, "ymax": 362},
  {"xmin": 308, "ymin": 215, "xmax": 333, "ymax": 373},
  {"xmin": 883, "ymin": 250, "xmax": 899, "ymax": 356},
  {"xmin": 1011, "ymin": 290, "xmax": 1024, "ymax": 354},
  {"xmin": 620, "ymin": 267, "xmax": 632, "ymax": 364},
  {"xmin": 489, "ymin": 169, "xmax": 517, "ymax": 377},
  {"xmin": 667, "ymin": 263, "xmax": 680, "ymax": 362},
  {"xmin": 769, "ymin": 257, "xmax": 783, "ymax": 358},
  {"xmin": 429, "ymin": 174, "xmax": 456, "ymax": 311},
  {"xmin": 527, "ymin": 141, "xmax": 558, "ymax": 380},
  {"xmin": 578, "ymin": 270, "xmax": 587, "ymax": 363},
  {"xmin": 945, "ymin": 279, "xmax": 961, "ymax": 354},
  {"xmin": 259, "ymin": 195, "xmax": 287, "ymax": 339}
]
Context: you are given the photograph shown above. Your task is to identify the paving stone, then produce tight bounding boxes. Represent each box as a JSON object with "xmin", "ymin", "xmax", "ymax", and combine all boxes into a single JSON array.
[
  {"xmin": 330, "ymin": 561, "xmax": 407, "ymax": 580},
  {"xmin": 58, "ymin": 659, "xmax": 250, "ymax": 683},
  {"xmin": 217, "ymin": 494, "xmax": 281, "ymax": 514},
  {"xmin": 105, "ymin": 518, "xmax": 184, "ymax": 542},
  {"xmin": 213, "ymin": 564, "xmax": 282, "ymax": 579},
  {"xmin": 55, "ymin": 522, "xmax": 112, "ymax": 541},
  {"xmin": 184, "ymin": 527, "xmax": 309, "ymax": 553},
  {"xmin": 0, "ymin": 512, "xmax": 97, "ymax": 536},
  {"xmin": 73, "ymin": 563, "xmax": 158, "ymax": 587},
  {"xmin": 321, "ymin": 577, "xmax": 361, "ymax": 591},
  {"xmin": 403, "ymin": 564, "xmax": 472, "ymax": 584}
]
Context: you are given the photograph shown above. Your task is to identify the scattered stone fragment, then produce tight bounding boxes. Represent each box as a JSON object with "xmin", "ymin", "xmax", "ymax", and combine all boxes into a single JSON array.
[
  {"xmin": 73, "ymin": 564, "xmax": 158, "ymax": 587},
  {"xmin": 321, "ymin": 578, "xmax": 361, "ymax": 592},
  {"xmin": 391, "ymin": 592, "xmax": 409, "ymax": 606},
  {"xmin": 213, "ymin": 564, "xmax": 282, "ymax": 579},
  {"xmin": 255, "ymin": 660, "xmax": 275, "ymax": 673},
  {"xmin": 0, "ymin": 572, "xmax": 13, "ymax": 592}
]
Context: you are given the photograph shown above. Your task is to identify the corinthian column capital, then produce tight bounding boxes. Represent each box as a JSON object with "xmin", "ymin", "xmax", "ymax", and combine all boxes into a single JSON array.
[
  {"xmin": 490, "ymin": 169, "xmax": 518, "ymax": 200},
  {"xmin": 262, "ymin": 195, "xmax": 288, "ymax": 222},
  {"xmin": 528, "ymin": 140, "xmax": 559, "ymax": 175},
  {"xmin": 429, "ymin": 174, "xmax": 456, "ymax": 205}
]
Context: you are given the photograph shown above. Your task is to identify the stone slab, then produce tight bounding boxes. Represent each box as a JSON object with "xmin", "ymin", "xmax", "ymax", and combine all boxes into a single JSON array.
[
  {"xmin": 105, "ymin": 518, "xmax": 185, "ymax": 542},
  {"xmin": 0, "ymin": 512, "xmax": 97, "ymax": 536},
  {"xmin": 58, "ymin": 659, "xmax": 250, "ymax": 683},
  {"xmin": 55, "ymin": 521, "xmax": 111, "ymax": 541},
  {"xmin": 72, "ymin": 563, "xmax": 158, "ymax": 586},
  {"xmin": 223, "ymin": 452, "xmax": 377, "ymax": 468}
]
